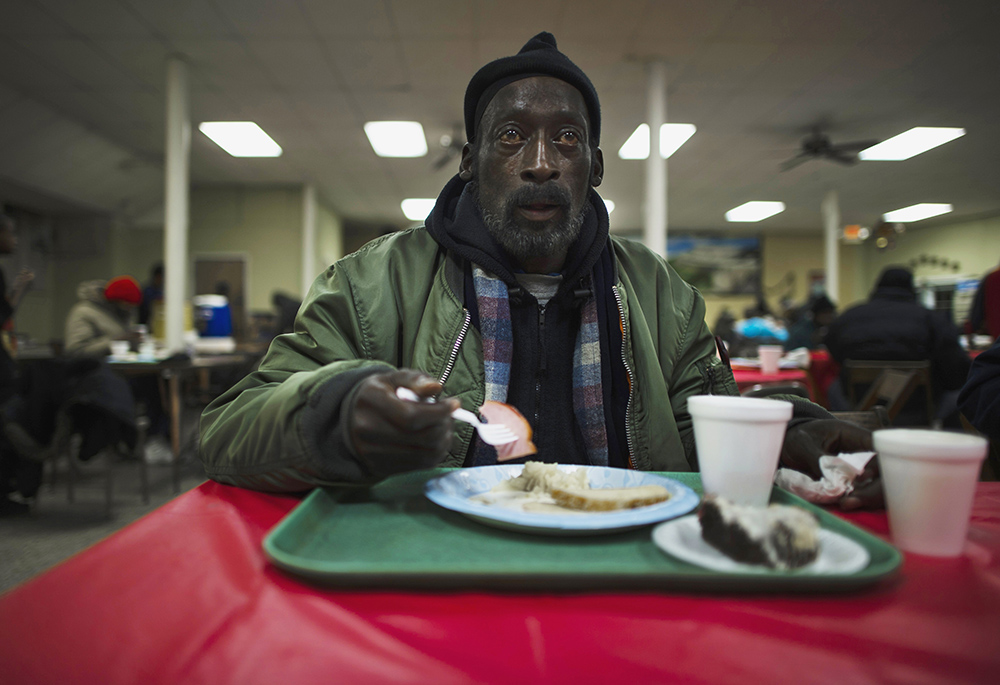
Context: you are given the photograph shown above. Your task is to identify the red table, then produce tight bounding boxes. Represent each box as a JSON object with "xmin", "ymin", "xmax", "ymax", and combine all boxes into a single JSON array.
[
  {"xmin": 3, "ymin": 481, "xmax": 999, "ymax": 684},
  {"xmin": 732, "ymin": 367, "xmax": 811, "ymax": 394}
]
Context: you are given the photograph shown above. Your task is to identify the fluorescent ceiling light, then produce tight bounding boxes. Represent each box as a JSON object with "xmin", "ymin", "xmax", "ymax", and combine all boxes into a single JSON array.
[
  {"xmin": 603, "ymin": 199, "xmax": 615, "ymax": 214},
  {"xmin": 618, "ymin": 123, "xmax": 697, "ymax": 159},
  {"xmin": 364, "ymin": 121, "xmax": 428, "ymax": 158},
  {"xmin": 198, "ymin": 122, "xmax": 282, "ymax": 157},
  {"xmin": 725, "ymin": 201, "xmax": 786, "ymax": 223},
  {"xmin": 859, "ymin": 127, "xmax": 965, "ymax": 161},
  {"xmin": 401, "ymin": 198, "xmax": 436, "ymax": 221},
  {"xmin": 882, "ymin": 203, "xmax": 953, "ymax": 222}
]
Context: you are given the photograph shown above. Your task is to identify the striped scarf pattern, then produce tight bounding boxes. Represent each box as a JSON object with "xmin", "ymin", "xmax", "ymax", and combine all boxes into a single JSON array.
[{"xmin": 471, "ymin": 266, "xmax": 608, "ymax": 466}]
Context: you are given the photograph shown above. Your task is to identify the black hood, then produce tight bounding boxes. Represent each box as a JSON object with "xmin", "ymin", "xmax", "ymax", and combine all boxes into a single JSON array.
[{"xmin": 424, "ymin": 174, "xmax": 610, "ymax": 292}]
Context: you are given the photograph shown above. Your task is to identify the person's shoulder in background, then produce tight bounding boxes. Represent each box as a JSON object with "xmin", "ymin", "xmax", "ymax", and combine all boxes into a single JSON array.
[{"xmin": 958, "ymin": 340, "xmax": 1000, "ymax": 442}]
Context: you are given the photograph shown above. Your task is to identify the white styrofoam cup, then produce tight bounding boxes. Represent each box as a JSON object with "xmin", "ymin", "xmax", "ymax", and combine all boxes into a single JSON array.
[
  {"xmin": 874, "ymin": 429, "xmax": 987, "ymax": 557},
  {"xmin": 688, "ymin": 395, "xmax": 793, "ymax": 506},
  {"xmin": 758, "ymin": 344, "xmax": 784, "ymax": 375}
]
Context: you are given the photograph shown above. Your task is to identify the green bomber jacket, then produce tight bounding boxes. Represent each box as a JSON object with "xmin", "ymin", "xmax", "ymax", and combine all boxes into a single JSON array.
[{"xmin": 199, "ymin": 227, "xmax": 741, "ymax": 492}]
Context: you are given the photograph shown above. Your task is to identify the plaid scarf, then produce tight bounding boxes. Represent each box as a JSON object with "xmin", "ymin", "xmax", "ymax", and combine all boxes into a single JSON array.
[{"xmin": 472, "ymin": 266, "xmax": 609, "ymax": 466}]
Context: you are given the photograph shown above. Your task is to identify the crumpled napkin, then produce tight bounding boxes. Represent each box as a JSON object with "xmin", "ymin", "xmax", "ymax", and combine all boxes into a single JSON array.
[
  {"xmin": 783, "ymin": 346, "xmax": 811, "ymax": 368},
  {"xmin": 774, "ymin": 452, "xmax": 876, "ymax": 504}
]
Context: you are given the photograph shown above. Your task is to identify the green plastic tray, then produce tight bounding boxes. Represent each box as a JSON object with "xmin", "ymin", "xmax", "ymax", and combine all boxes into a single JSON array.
[{"xmin": 263, "ymin": 469, "xmax": 902, "ymax": 592}]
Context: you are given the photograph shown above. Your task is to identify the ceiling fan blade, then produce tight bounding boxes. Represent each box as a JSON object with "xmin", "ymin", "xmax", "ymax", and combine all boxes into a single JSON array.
[
  {"xmin": 780, "ymin": 154, "xmax": 812, "ymax": 172},
  {"xmin": 827, "ymin": 151, "xmax": 861, "ymax": 165},
  {"xmin": 831, "ymin": 139, "xmax": 880, "ymax": 153}
]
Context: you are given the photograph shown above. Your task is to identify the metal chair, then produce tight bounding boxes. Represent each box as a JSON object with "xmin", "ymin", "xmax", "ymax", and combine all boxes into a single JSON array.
[{"xmin": 843, "ymin": 359, "xmax": 935, "ymax": 425}]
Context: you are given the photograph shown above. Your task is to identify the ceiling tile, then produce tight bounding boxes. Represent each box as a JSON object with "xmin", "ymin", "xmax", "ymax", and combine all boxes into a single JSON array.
[
  {"xmin": 398, "ymin": 38, "xmax": 475, "ymax": 89},
  {"xmin": 34, "ymin": 0, "xmax": 154, "ymax": 36},
  {"xmin": 0, "ymin": 0, "xmax": 74, "ymax": 37},
  {"xmin": 169, "ymin": 39, "xmax": 272, "ymax": 88},
  {"xmin": 121, "ymin": 0, "xmax": 234, "ymax": 38},
  {"xmin": 298, "ymin": 0, "xmax": 394, "ymax": 38},
  {"xmin": 91, "ymin": 38, "xmax": 173, "ymax": 89},
  {"xmin": 211, "ymin": 0, "xmax": 313, "ymax": 37},
  {"xmin": 0, "ymin": 40, "xmax": 82, "ymax": 91},
  {"xmin": 322, "ymin": 39, "xmax": 406, "ymax": 89},
  {"xmin": 16, "ymin": 38, "xmax": 146, "ymax": 89},
  {"xmin": 388, "ymin": 0, "xmax": 474, "ymax": 38},
  {"xmin": 244, "ymin": 38, "xmax": 341, "ymax": 89}
]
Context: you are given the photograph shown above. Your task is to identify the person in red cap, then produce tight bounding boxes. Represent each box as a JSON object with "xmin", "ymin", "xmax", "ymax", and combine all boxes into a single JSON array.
[{"xmin": 64, "ymin": 275, "xmax": 143, "ymax": 357}]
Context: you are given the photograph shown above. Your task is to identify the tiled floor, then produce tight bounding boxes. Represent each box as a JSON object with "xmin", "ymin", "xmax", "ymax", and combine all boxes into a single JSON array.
[{"xmin": 0, "ymin": 408, "xmax": 207, "ymax": 595}]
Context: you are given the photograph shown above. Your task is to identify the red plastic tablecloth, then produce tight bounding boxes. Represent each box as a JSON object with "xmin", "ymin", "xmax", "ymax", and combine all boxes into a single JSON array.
[
  {"xmin": 732, "ymin": 367, "xmax": 810, "ymax": 394},
  {"xmin": 2, "ymin": 481, "xmax": 999, "ymax": 685}
]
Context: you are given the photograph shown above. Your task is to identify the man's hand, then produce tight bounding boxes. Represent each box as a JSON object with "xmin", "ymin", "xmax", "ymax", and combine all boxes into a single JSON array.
[
  {"xmin": 780, "ymin": 419, "xmax": 883, "ymax": 510},
  {"xmin": 13, "ymin": 267, "xmax": 34, "ymax": 290},
  {"xmin": 348, "ymin": 369, "xmax": 460, "ymax": 478}
]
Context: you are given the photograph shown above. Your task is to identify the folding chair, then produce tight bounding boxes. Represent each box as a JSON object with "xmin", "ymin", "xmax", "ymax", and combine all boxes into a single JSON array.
[{"xmin": 844, "ymin": 360, "xmax": 935, "ymax": 425}]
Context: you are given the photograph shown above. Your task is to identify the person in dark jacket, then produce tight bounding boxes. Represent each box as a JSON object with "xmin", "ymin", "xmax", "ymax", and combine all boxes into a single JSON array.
[
  {"xmin": 825, "ymin": 266, "xmax": 971, "ymax": 426},
  {"xmin": 201, "ymin": 32, "xmax": 881, "ymax": 509},
  {"xmin": 958, "ymin": 339, "xmax": 1000, "ymax": 443},
  {"xmin": 0, "ymin": 213, "xmax": 35, "ymax": 513}
]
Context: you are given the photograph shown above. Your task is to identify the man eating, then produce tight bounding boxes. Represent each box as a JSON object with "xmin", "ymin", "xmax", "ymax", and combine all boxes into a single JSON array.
[{"xmin": 200, "ymin": 32, "xmax": 880, "ymax": 509}]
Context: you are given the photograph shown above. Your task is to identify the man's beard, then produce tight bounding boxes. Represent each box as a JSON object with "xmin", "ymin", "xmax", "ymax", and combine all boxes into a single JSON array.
[{"xmin": 473, "ymin": 182, "xmax": 586, "ymax": 266}]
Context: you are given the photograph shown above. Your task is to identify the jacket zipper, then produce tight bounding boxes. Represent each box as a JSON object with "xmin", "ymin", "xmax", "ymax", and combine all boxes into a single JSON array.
[
  {"xmin": 612, "ymin": 285, "xmax": 636, "ymax": 469},
  {"xmin": 438, "ymin": 309, "xmax": 471, "ymax": 387},
  {"xmin": 535, "ymin": 303, "xmax": 546, "ymax": 426}
]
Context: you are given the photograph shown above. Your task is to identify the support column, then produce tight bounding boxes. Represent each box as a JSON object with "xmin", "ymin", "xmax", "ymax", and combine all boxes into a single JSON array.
[
  {"xmin": 821, "ymin": 190, "xmax": 840, "ymax": 302},
  {"xmin": 643, "ymin": 61, "xmax": 668, "ymax": 257},
  {"xmin": 163, "ymin": 57, "xmax": 191, "ymax": 353},
  {"xmin": 301, "ymin": 184, "xmax": 317, "ymax": 297}
]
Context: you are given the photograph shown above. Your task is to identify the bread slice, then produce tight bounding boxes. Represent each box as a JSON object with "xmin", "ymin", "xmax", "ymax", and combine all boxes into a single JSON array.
[{"xmin": 550, "ymin": 485, "xmax": 671, "ymax": 511}]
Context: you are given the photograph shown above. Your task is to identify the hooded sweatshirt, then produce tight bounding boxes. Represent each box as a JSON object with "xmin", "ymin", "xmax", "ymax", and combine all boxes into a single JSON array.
[{"xmin": 425, "ymin": 176, "xmax": 630, "ymax": 466}]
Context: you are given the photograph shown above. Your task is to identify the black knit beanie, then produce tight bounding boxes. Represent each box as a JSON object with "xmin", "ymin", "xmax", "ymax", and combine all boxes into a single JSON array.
[
  {"xmin": 464, "ymin": 32, "xmax": 601, "ymax": 145},
  {"xmin": 876, "ymin": 266, "xmax": 915, "ymax": 293}
]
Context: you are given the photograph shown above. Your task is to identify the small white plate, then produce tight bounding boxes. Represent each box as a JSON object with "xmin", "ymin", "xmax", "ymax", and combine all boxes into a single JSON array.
[
  {"xmin": 652, "ymin": 515, "xmax": 871, "ymax": 574},
  {"xmin": 425, "ymin": 465, "xmax": 700, "ymax": 535}
]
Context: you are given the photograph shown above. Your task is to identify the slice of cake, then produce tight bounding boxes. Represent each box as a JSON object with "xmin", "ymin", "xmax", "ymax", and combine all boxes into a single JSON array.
[{"xmin": 698, "ymin": 495, "xmax": 820, "ymax": 570}]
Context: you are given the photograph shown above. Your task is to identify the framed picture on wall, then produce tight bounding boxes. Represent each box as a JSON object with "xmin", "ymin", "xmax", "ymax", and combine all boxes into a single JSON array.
[{"xmin": 666, "ymin": 235, "xmax": 760, "ymax": 295}]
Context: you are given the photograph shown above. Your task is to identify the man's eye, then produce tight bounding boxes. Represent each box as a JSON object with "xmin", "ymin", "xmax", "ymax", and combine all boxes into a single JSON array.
[
  {"xmin": 499, "ymin": 129, "xmax": 522, "ymax": 142},
  {"xmin": 558, "ymin": 130, "xmax": 580, "ymax": 145}
]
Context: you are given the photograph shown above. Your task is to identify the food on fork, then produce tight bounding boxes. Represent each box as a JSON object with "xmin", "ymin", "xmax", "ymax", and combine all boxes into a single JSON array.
[
  {"xmin": 478, "ymin": 401, "xmax": 537, "ymax": 460},
  {"xmin": 698, "ymin": 494, "xmax": 820, "ymax": 570}
]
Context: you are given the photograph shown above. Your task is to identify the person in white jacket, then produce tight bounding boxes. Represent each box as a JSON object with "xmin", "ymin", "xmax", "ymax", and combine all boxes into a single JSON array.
[{"xmin": 63, "ymin": 276, "xmax": 142, "ymax": 357}]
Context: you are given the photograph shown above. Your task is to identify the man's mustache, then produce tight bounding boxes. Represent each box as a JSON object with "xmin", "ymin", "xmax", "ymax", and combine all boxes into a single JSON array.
[{"xmin": 504, "ymin": 185, "xmax": 572, "ymax": 209}]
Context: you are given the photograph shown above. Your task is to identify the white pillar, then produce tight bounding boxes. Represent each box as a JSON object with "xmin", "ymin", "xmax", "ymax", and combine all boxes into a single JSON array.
[
  {"xmin": 644, "ymin": 61, "xmax": 668, "ymax": 257},
  {"xmin": 163, "ymin": 57, "xmax": 191, "ymax": 352},
  {"xmin": 821, "ymin": 190, "xmax": 840, "ymax": 302},
  {"xmin": 301, "ymin": 184, "xmax": 317, "ymax": 297}
]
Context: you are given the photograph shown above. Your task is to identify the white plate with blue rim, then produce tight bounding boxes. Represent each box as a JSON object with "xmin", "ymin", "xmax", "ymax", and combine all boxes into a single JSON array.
[{"xmin": 424, "ymin": 464, "xmax": 700, "ymax": 536}]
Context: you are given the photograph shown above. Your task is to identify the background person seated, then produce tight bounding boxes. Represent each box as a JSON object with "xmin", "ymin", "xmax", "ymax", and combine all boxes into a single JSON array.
[
  {"xmin": 63, "ymin": 275, "xmax": 171, "ymax": 463},
  {"xmin": 64, "ymin": 276, "xmax": 143, "ymax": 357},
  {"xmin": 824, "ymin": 266, "xmax": 970, "ymax": 426},
  {"xmin": 784, "ymin": 294, "xmax": 836, "ymax": 351}
]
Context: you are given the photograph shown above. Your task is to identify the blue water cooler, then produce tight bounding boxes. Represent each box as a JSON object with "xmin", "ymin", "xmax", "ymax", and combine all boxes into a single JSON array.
[{"xmin": 192, "ymin": 295, "xmax": 233, "ymax": 337}]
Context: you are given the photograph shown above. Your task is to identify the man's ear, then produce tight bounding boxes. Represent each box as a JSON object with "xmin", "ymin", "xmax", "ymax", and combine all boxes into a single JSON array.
[
  {"xmin": 590, "ymin": 147, "xmax": 604, "ymax": 187},
  {"xmin": 459, "ymin": 143, "xmax": 475, "ymax": 181}
]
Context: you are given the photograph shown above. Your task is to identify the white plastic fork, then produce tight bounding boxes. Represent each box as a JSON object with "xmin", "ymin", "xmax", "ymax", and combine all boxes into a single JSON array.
[{"xmin": 395, "ymin": 387, "xmax": 518, "ymax": 446}]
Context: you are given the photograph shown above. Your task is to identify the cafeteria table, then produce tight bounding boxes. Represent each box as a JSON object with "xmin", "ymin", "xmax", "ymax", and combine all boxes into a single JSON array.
[
  {"xmin": 108, "ymin": 352, "xmax": 260, "ymax": 492},
  {"xmin": 731, "ymin": 366, "xmax": 811, "ymax": 395},
  {"xmin": 2, "ymin": 478, "xmax": 998, "ymax": 684}
]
